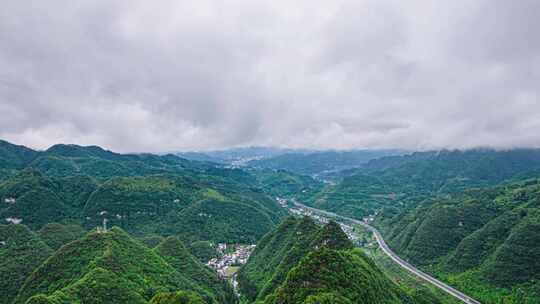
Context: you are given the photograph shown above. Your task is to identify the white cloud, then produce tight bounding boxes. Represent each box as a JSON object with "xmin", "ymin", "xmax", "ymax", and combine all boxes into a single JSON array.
[{"xmin": 0, "ymin": 0, "xmax": 539, "ymax": 152}]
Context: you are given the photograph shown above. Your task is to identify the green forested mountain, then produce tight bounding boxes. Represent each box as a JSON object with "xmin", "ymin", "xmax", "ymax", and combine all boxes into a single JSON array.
[
  {"xmin": 31, "ymin": 145, "xmax": 208, "ymax": 179},
  {"xmin": 0, "ymin": 139, "xmax": 293, "ymax": 303},
  {"xmin": 250, "ymin": 169, "xmax": 324, "ymax": 199},
  {"xmin": 80, "ymin": 174, "xmax": 283, "ymax": 242},
  {"xmin": 154, "ymin": 236, "xmax": 236, "ymax": 304},
  {"xmin": 3, "ymin": 139, "xmax": 540, "ymax": 304},
  {"xmin": 303, "ymin": 148, "xmax": 540, "ymax": 219},
  {"xmin": 0, "ymin": 169, "xmax": 98, "ymax": 229},
  {"xmin": 266, "ymin": 149, "xmax": 540, "ymax": 303},
  {"xmin": 149, "ymin": 291, "xmax": 207, "ymax": 304},
  {"xmin": 265, "ymin": 248, "xmax": 410, "ymax": 304},
  {"xmin": 15, "ymin": 227, "xmax": 234, "ymax": 304},
  {"xmin": 376, "ymin": 178, "xmax": 540, "ymax": 303},
  {"xmin": 0, "ymin": 224, "xmax": 54, "ymax": 304},
  {"xmin": 238, "ymin": 217, "xmax": 439, "ymax": 304},
  {"xmin": 0, "ymin": 140, "xmax": 39, "ymax": 172},
  {"xmin": 37, "ymin": 222, "xmax": 86, "ymax": 250},
  {"xmin": 0, "ymin": 140, "xmax": 285, "ymax": 243},
  {"xmin": 237, "ymin": 217, "xmax": 320, "ymax": 301}
]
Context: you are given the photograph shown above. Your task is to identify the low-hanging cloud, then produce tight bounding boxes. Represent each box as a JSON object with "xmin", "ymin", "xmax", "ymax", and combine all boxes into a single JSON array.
[{"xmin": 1, "ymin": 0, "xmax": 539, "ymax": 152}]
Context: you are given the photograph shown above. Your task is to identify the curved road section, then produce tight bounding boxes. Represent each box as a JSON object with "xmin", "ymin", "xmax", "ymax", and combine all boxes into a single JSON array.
[{"xmin": 293, "ymin": 202, "xmax": 482, "ymax": 304}]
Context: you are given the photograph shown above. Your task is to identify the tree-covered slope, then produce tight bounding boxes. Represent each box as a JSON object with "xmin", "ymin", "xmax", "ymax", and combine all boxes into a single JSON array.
[
  {"xmin": 25, "ymin": 267, "xmax": 149, "ymax": 304},
  {"xmin": 238, "ymin": 217, "xmax": 436, "ymax": 304},
  {"xmin": 264, "ymin": 248, "xmax": 411, "ymax": 304},
  {"xmin": 237, "ymin": 217, "xmax": 320, "ymax": 301},
  {"xmin": 37, "ymin": 222, "xmax": 86, "ymax": 250},
  {"xmin": 15, "ymin": 227, "xmax": 233, "ymax": 304},
  {"xmin": 0, "ymin": 139, "xmax": 286, "ymax": 244},
  {"xmin": 0, "ymin": 169, "xmax": 97, "ymax": 229},
  {"xmin": 149, "ymin": 291, "xmax": 207, "ymax": 304},
  {"xmin": 250, "ymin": 169, "xmax": 324, "ymax": 200},
  {"xmin": 0, "ymin": 224, "xmax": 53, "ymax": 304},
  {"xmin": 81, "ymin": 174, "xmax": 284, "ymax": 243},
  {"xmin": 377, "ymin": 178, "xmax": 540, "ymax": 303},
  {"xmin": 154, "ymin": 237, "xmax": 236, "ymax": 304},
  {"xmin": 0, "ymin": 139, "xmax": 38, "ymax": 172},
  {"xmin": 306, "ymin": 148, "xmax": 540, "ymax": 219}
]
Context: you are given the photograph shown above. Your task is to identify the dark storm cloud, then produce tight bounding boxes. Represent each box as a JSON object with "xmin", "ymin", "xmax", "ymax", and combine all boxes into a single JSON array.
[{"xmin": 0, "ymin": 0, "xmax": 539, "ymax": 152}]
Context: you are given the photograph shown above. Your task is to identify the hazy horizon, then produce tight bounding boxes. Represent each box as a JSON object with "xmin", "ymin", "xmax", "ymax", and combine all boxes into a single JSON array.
[{"xmin": 6, "ymin": 137, "xmax": 540, "ymax": 156}]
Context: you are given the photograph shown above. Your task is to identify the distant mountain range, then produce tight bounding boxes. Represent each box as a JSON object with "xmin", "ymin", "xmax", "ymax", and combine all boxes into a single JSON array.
[{"xmin": 176, "ymin": 146, "xmax": 406, "ymax": 176}]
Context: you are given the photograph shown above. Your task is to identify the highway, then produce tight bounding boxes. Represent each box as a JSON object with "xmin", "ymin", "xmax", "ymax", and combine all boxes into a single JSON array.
[{"xmin": 293, "ymin": 202, "xmax": 482, "ymax": 304}]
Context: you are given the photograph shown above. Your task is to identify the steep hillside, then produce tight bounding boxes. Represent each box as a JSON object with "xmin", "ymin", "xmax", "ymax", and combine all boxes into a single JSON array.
[
  {"xmin": 237, "ymin": 217, "xmax": 320, "ymax": 301},
  {"xmin": 31, "ymin": 144, "xmax": 204, "ymax": 179},
  {"xmin": 38, "ymin": 222, "xmax": 86, "ymax": 250},
  {"xmin": 0, "ymin": 169, "xmax": 97, "ymax": 229},
  {"xmin": 0, "ymin": 224, "xmax": 53, "ymax": 304},
  {"xmin": 25, "ymin": 267, "xmax": 149, "ymax": 304},
  {"xmin": 377, "ymin": 178, "xmax": 540, "ymax": 303},
  {"xmin": 154, "ymin": 237, "xmax": 235, "ymax": 304},
  {"xmin": 264, "ymin": 248, "xmax": 410, "ymax": 304},
  {"xmin": 0, "ymin": 139, "xmax": 286, "ymax": 244},
  {"xmin": 0, "ymin": 139, "xmax": 38, "ymax": 172},
  {"xmin": 150, "ymin": 291, "xmax": 207, "ymax": 304},
  {"xmin": 15, "ymin": 227, "xmax": 233, "ymax": 304},
  {"xmin": 250, "ymin": 169, "xmax": 324, "ymax": 200},
  {"xmin": 82, "ymin": 175, "xmax": 284, "ymax": 243},
  {"xmin": 238, "ymin": 217, "xmax": 439, "ymax": 304},
  {"xmin": 238, "ymin": 217, "xmax": 436, "ymax": 304}
]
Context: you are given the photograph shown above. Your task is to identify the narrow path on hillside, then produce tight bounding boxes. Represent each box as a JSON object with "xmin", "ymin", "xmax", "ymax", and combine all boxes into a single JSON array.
[{"xmin": 292, "ymin": 202, "xmax": 482, "ymax": 304}]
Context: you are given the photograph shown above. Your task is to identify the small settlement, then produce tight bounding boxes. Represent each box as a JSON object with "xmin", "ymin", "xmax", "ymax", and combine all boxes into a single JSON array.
[{"xmin": 206, "ymin": 243, "xmax": 256, "ymax": 278}]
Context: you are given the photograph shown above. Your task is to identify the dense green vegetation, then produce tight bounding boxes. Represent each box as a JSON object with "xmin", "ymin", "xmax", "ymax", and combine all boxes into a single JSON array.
[
  {"xmin": 376, "ymin": 178, "xmax": 540, "ymax": 303},
  {"xmin": 187, "ymin": 241, "xmax": 218, "ymax": 262},
  {"xmin": 250, "ymin": 169, "xmax": 324, "ymax": 200},
  {"xmin": 38, "ymin": 223, "xmax": 86, "ymax": 250},
  {"xmin": 0, "ymin": 139, "xmax": 292, "ymax": 304},
  {"xmin": 14, "ymin": 227, "xmax": 235, "ymax": 304},
  {"xmin": 154, "ymin": 236, "xmax": 236, "ymax": 304},
  {"xmin": 0, "ymin": 140, "xmax": 39, "ymax": 181},
  {"xmin": 304, "ymin": 148, "xmax": 540, "ymax": 219},
  {"xmin": 265, "ymin": 248, "xmax": 411, "ymax": 304},
  {"xmin": 262, "ymin": 149, "xmax": 540, "ymax": 303},
  {"xmin": 0, "ymin": 224, "xmax": 53, "ymax": 304},
  {"xmin": 238, "ymin": 217, "xmax": 439, "ymax": 303},
  {"xmin": 150, "ymin": 291, "xmax": 206, "ymax": 304},
  {"xmin": 3, "ymin": 139, "xmax": 540, "ymax": 303},
  {"xmin": 0, "ymin": 140, "xmax": 285, "ymax": 244},
  {"xmin": 238, "ymin": 217, "xmax": 320, "ymax": 301}
]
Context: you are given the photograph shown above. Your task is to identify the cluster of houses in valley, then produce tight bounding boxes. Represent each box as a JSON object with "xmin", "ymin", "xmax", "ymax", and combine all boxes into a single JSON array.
[{"xmin": 206, "ymin": 243, "xmax": 256, "ymax": 278}]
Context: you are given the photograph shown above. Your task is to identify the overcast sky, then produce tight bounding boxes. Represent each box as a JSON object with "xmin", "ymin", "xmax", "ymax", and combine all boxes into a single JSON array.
[{"xmin": 1, "ymin": 0, "xmax": 539, "ymax": 152}]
